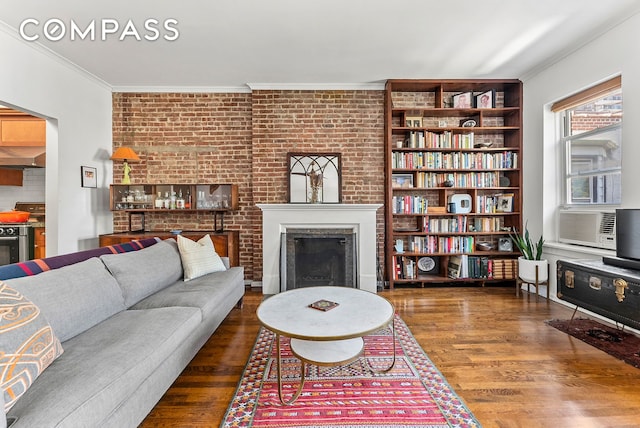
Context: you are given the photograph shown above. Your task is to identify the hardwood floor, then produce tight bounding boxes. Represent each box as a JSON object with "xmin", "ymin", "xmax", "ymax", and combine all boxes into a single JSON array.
[{"xmin": 141, "ymin": 286, "xmax": 640, "ymax": 428}]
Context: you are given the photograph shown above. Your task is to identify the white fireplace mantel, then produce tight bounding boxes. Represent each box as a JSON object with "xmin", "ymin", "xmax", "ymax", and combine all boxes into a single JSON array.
[{"xmin": 257, "ymin": 203, "xmax": 382, "ymax": 294}]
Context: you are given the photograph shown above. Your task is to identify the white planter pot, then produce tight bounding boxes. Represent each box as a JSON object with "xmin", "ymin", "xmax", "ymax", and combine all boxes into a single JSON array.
[{"xmin": 518, "ymin": 257, "xmax": 548, "ymax": 283}]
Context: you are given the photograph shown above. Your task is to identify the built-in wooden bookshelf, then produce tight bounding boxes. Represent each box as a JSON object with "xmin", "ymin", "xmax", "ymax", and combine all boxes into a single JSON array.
[{"xmin": 384, "ymin": 79, "xmax": 523, "ymax": 288}]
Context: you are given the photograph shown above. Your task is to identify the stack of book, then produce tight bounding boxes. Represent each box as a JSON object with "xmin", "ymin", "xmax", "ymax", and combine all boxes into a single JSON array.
[{"xmin": 447, "ymin": 255, "xmax": 495, "ymax": 279}]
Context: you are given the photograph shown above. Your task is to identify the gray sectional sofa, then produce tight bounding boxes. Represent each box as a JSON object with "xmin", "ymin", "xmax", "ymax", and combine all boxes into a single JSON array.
[{"xmin": 1, "ymin": 238, "xmax": 244, "ymax": 428}]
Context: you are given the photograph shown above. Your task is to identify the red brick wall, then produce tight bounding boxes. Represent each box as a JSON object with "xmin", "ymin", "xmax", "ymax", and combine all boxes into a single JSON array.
[
  {"xmin": 571, "ymin": 114, "xmax": 622, "ymax": 131},
  {"xmin": 112, "ymin": 90, "xmax": 386, "ymax": 282}
]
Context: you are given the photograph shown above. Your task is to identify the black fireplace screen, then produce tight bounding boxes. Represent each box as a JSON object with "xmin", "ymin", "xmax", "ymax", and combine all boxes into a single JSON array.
[{"xmin": 281, "ymin": 229, "xmax": 356, "ymax": 291}]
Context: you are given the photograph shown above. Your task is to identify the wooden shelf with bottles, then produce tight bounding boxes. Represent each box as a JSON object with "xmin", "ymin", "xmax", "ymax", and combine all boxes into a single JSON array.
[
  {"xmin": 384, "ymin": 79, "xmax": 522, "ymax": 288},
  {"xmin": 109, "ymin": 183, "xmax": 238, "ymax": 232}
]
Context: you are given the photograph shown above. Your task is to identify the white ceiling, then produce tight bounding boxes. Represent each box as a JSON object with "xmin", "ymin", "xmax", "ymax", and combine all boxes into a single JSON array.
[{"xmin": 2, "ymin": 0, "xmax": 640, "ymax": 90}]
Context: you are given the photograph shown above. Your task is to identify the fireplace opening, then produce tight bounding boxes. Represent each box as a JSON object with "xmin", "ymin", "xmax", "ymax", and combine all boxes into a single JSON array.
[{"xmin": 281, "ymin": 228, "xmax": 357, "ymax": 291}]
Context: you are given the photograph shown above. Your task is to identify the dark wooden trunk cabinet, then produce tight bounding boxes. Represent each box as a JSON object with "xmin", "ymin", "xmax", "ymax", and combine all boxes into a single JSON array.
[{"xmin": 557, "ymin": 259, "xmax": 640, "ymax": 329}]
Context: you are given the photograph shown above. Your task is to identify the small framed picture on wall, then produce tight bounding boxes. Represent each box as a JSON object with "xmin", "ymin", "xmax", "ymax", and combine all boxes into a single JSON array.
[{"xmin": 81, "ymin": 166, "xmax": 97, "ymax": 188}]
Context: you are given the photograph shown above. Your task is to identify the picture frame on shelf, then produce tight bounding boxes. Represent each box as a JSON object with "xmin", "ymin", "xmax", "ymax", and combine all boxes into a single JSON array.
[
  {"xmin": 459, "ymin": 114, "xmax": 479, "ymax": 128},
  {"xmin": 405, "ymin": 115, "xmax": 423, "ymax": 127},
  {"xmin": 452, "ymin": 92, "xmax": 472, "ymax": 108},
  {"xmin": 417, "ymin": 256, "xmax": 440, "ymax": 275},
  {"xmin": 391, "ymin": 173, "xmax": 414, "ymax": 188},
  {"xmin": 81, "ymin": 166, "xmax": 97, "ymax": 188},
  {"xmin": 496, "ymin": 194, "xmax": 514, "ymax": 212},
  {"xmin": 475, "ymin": 90, "xmax": 495, "ymax": 108},
  {"xmin": 498, "ymin": 237, "xmax": 513, "ymax": 252}
]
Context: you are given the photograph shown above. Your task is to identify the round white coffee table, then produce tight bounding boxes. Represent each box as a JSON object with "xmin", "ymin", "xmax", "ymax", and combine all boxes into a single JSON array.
[{"xmin": 256, "ymin": 286, "xmax": 395, "ymax": 404}]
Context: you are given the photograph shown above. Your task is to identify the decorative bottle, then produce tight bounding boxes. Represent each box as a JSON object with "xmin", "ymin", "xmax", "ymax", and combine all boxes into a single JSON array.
[
  {"xmin": 185, "ymin": 190, "xmax": 192, "ymax": 209},
  {"xmin": 177, "ymin": 190, "xmax": 185, "ymax": 209},
  {"xmin": 155, "ymin": 192, "xmax": 163, "ymax": 209}
]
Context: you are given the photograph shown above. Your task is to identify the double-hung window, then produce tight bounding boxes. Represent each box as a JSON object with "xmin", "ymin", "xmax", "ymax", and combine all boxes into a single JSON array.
[{"xmin": 553, "ymin": 76, "xmax": 622, "ymax": 206}]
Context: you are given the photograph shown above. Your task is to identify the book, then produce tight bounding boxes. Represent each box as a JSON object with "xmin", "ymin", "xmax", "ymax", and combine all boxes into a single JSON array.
[
  {"xmin": 459, "ymin": 254, "xmax": 469, "ymax": 278},
  {"xmin": 448, "ymin": 255, "xmax": 462, "ymax": 279},
  {"xmin": 308, "ymin": 299, "xmax": 339, "ymax": 312}
]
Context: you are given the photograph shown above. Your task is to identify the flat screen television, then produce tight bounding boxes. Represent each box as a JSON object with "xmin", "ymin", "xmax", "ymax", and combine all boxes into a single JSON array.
[{"xmin": 603, "ymin": 208, "xmax": 640, "ymax": 270}]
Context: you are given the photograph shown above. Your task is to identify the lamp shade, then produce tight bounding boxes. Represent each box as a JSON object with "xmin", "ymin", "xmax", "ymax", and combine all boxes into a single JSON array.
[{"xmin": 110, "ymin": 147, "xmax": 140, "ymax": 162}]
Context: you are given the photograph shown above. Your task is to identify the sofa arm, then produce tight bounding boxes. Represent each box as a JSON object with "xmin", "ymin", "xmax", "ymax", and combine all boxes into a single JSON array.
[{"xmin": 1, "ymin": 392, "xmax": 6, "ymax": 428}]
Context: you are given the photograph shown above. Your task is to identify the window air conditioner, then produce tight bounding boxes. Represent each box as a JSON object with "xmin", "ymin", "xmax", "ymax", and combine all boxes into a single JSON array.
[{"xmin": 558, "ymin": 210, "xmax": 616, "ymax": 250}]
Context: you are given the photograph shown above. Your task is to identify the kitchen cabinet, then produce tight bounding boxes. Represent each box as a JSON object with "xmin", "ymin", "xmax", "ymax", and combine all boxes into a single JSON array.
[
  {"xmin": 34, "ymin": 227, "xmax": 45, "ymax": 259},
  {"xmin": 0, "ymin": 115, "xmax": 46, "ymax": 147},
  {"xmin": 0, "ymin": 168, "xmax": 22, "ymax": 186}
]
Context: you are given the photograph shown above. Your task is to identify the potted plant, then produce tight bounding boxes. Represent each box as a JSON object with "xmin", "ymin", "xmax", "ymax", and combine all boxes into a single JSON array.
[{"xmin": 510, "ymin": 225, "xmax": 548, "ymax": 283}]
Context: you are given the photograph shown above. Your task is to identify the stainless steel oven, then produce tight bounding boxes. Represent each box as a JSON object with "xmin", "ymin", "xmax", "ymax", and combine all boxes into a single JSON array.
[{"xmin": 0, "ymin": 223, "xmax": 34, "ymax": 266}]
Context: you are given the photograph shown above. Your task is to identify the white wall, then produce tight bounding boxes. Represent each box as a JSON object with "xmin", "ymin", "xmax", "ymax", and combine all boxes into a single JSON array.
[
  {"xmin": 0, "ymin": 26, "xmax": 113, "ymax": 255},
  {"xmin": 522, "ymin": 13, "xmax": 640, "ymax": 305}
]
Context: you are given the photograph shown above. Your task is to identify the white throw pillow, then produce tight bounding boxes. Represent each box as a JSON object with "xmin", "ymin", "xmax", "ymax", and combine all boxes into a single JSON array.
[{"xmin": 176, "ymin": 234, "xmax": 226, "ymax": 281}]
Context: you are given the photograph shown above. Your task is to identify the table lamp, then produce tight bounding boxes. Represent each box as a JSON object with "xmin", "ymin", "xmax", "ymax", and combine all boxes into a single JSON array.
[{"xmin": 110, "ymin": 147, "xmax": 140, "ymax": 184}]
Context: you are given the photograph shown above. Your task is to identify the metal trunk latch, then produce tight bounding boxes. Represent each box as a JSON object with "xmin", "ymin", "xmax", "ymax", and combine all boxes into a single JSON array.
[
  {"xmin": 613, "ymin": 278, "xmax": 628, "ymax": 303},
  {"xmin": 565, "ymin": 270, "xmax": 575, "ymax": 288}
]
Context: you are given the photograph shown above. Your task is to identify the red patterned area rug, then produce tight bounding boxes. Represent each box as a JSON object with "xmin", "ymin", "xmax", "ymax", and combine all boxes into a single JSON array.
[
  {"xmin": 546, "ymin": 318, "xmax": 640, "ymax": 368},
  {"xmin": 221, "ymin": 315, "xmax": 480, "ymax": 428}
]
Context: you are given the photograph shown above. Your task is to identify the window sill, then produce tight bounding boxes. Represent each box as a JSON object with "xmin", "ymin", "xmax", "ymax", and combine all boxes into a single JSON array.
[{"xmin": 544, "ymin": 241, "xmax": 615, "ymax": 258}]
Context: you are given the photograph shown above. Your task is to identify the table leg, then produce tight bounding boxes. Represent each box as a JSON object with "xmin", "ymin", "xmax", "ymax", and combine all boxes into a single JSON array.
[
  {"xmin": 364, "ymin": 318, "xmax": 397, "ymax": 373},
  {"xmin": 275, "ymin": 333, "xmax": 306, "ymax": 405}
]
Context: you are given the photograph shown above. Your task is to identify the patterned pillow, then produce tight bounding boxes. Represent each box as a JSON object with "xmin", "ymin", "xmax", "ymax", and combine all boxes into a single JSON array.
[
  {"xmin": 0, "ymin": 281, "xmax": 64, "ymax": 412},
  {"xmin": 177, "ymin": 234, "xmax": 227, "ymax": 281}
]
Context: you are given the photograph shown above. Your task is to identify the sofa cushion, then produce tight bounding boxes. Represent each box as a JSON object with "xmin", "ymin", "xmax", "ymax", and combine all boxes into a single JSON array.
[
  {"xmin": 131, "ymin": 266, "xmax": 244, "ymax": 319},
  {"xmin": 6, "ymin": 257, "xmax": 126, "ymax": 342},
  {"xmin": 101, "ymin": 239, "xmax": 183, "ymax": 307},
  {"xmin": 6, "ymin": 306, "xmax": 201, "ymax": 427},
  {"xmin": 177, "ymin": 234, "xmax": 226, "ymax": 281},
  {"xmin": 0, "ymin": 282, "xmax": 64, "ymax": 412}
]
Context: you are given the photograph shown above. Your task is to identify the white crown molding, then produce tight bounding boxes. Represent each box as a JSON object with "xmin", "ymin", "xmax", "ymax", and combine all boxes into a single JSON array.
[
  {"xmin": 0, "ymin": 20, "xmax": 111, "ymax": 91},
  {"xmin": 246, "ymin": 82, "xmax": 386, "ymax": 91},
  {"xmin": 113, "ymin": 82, "xmax": 386, "ymax": 93},
  {"xmin": 112, "ymin": 85, "xmax": 252, "ymax": 93}
]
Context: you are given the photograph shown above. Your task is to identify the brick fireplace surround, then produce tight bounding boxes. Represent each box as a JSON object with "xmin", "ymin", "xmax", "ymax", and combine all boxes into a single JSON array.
[{"xmin": 112, "ymin": 90, "xmax": 385, "ymax": 285}]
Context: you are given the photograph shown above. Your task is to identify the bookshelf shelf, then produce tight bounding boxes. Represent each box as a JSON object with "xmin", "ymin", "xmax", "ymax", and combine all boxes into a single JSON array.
[{"xmin": 385, "ymin": 79, "xmax": 523, "ymax": 288}]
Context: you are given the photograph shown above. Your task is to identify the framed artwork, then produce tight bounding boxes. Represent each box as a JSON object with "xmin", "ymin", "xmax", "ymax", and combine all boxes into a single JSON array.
[
  {"xmin": 496, "ymin": 194, "xmax": 514, "ymax": 212},
  {"xmin": 288, "ymin": 153, "xmax": 341, "ymax": 203},
  {"xmin": 405, "ymin": 116, "xmax": 423, "ymax": 127},
  {"xmin": 391, "ymin": 174, "xmax": 414, "ymax": 188},
  {"xmin": 417, "ymin": 256, "xmax": 440, "ymax": 274},
  {"xmin": 452, "ymin": 92, "xmax": 472, "ymax": 108},
  {"xmin": 81, "ymin": 166, "xmax": 97, "ymax": 188},
  {"xmin": 475, "ymin": 90, "xmax": 495, "ymax": 108}
]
